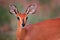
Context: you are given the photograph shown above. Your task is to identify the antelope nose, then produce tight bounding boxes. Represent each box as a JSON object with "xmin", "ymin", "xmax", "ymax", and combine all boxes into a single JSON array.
[{"xmin": 22, "ymin": 23, "xmax": 25, "ymax": 27}]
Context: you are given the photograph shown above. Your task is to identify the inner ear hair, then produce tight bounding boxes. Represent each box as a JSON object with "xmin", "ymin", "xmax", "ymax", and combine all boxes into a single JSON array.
[
  {"xmin": 25, "ymin": 4, "xmax": 37, "ymax": 14},
  {"xmin": 9, "ymin": 4, "xmax": 19, "ymax": 14}
]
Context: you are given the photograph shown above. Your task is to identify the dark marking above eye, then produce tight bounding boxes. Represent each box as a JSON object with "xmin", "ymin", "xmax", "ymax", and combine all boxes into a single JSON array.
[
  {"xmin": 26, "ymin": 17, "xmax": 28, "ymax": 20},
  {"xmin": 17, "ymin": 17, "xmax": 20, "ymax": 20}
]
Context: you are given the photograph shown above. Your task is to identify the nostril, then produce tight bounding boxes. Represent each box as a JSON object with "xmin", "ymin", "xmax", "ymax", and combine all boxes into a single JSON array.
[{"xmin": 22, "ymin": 23, "xmax": 25, "ymax": 27}]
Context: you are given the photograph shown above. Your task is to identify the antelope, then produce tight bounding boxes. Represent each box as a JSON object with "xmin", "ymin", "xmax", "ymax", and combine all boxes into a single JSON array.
[{"xmin": 9, "ymin": 4, "xmax": 60, "ymax": 40}]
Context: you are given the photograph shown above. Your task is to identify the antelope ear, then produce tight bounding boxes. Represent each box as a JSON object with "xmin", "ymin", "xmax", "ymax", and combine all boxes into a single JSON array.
[
  {"xmin": 9, "ymin": 5, "xmax": 19, "ymax": 15},
  {"xmin": 25, "ymin": 4, "xmax": 37, "ymax": 14}
]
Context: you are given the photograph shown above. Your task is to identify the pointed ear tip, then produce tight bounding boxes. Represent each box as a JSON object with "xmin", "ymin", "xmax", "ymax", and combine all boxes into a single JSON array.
[
  {"xmin": 9, "ymin": 5, "xmax": 13, "ymax": 8},
  {"xmin": 31, "ymin": 4, "xmax": 37, "ymax": 8},
  {"xmin": 33, "ymin": 3, "xmax": 37, "ymax": 5}
]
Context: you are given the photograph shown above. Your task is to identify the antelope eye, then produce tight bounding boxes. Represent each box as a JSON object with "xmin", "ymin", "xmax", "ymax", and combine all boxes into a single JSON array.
[
  {"xmin": 17, "ymin": 17, "xmax": 20, "ymax": 20},
  {"xmin": 26, "ymin": 17, "xmax": 28, "ymax": 20}
]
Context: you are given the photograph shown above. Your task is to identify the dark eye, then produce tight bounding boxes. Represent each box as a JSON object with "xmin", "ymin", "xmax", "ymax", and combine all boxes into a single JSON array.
[
  {"xmin": 26, "ymin": 17, "xmax": 28, "ymax": 20},
  {"xmin": 17, "ymin": 17, "xmax": 20, "ymax": 20}
]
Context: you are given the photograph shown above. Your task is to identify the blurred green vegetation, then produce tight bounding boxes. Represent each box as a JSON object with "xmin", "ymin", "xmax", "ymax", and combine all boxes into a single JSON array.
[
  {"xmin": 0, "ymin": 33, "xmax": 11, "ymax": 40},
  {"xmin": 0, "ymin": 33, "xmax": 16, "ymax": 40},
  {"xmin": 50, "ymin": 6, "xmax": 60, "ymax": 18},
  {"xmin": 0, "ymin": 5, "xmax": 10, "ymax": 26},
  {"xmin": 26, "ymin": 0, "xmax": 32, "ymax": 2},
  {"xmin": 39, "ymin": 0, "xmax": 51, "ymax": 5},
  {"xmin": 16, "ymin": 3, "xmax": 24, "ymax": 12},
  {"xmin": 0, "ymin": 5, "xmax": 12, "ymax": 40}
]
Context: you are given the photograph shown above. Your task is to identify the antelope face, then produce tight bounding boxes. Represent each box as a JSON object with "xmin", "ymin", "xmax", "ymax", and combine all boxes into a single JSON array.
[
  {"xmin": 16, "ymin": 13, "xmax": 28, "ymax": 27},
  {"xmin": 9, "ymin": 4, "xmax": 37, "ymax": 28}
]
